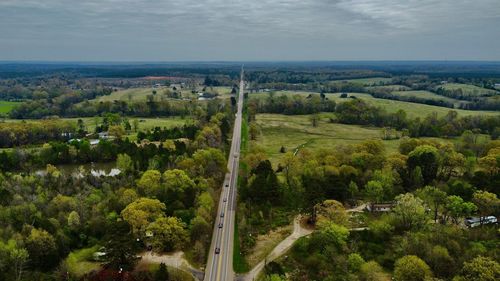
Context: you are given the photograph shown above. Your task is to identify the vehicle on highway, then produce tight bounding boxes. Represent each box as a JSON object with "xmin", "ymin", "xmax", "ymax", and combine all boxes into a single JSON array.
[
  {"xmin": 223, "ymin": 198, "xmax": 227, "ymax": 202},
  {"xmin": 225, "ymin": 184, "xmax": 229, "ymax": 187},
  {"xmin": 234, "ymin": 153, "xmax": 238, "ymax": 158},
  {"xmin": 215, "ymin": 247, "xmax": 220, "ymax": 254},
  {"xmin": 218, "ymin": 223, "xmax": 223, "ymax": 228},
  {"xmin": 220, "ymin": 212, "xmax": 224, "ymax": 217}
]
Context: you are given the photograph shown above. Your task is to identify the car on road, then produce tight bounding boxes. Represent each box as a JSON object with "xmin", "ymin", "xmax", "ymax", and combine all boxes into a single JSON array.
[
  {"xmin": 220, "ymin": 212, "xmax": 224, "ymax": 217},
  {"xmin": 234, "ymin": 153, "xmax": 238, "ymax": 158},
  {"xmin": 225, "ymin": 184, "xmax": 229, "ymax": 187},
  {"xmin": 218, "ymin": 223, "xmax": 223, "ymax": 228},
  {"xmin": 223, "ymin": 198, "xmax": 227, "ymax": 202},
  {"xmin": 215, "ymin": 248, "xmax": 220, "ymax": 254}
]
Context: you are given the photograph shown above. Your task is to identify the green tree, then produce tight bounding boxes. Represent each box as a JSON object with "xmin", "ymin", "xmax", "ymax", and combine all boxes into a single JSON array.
[
  {"xmin": 359, "ymin": 261, "xmax": 386, "ymax": 281},
  {"xmin": 392, "ymin": 193, "xmax": 427, "ymax": 230},
  {"xmin": 105, "ymin": 220, "xmax": 139, "ymax": 271},
  {"xmin": 393, "ymin": 255, "xmax": 433, "ymax": 281},
  {"xmin": 67, "ymin": 210, "xmax": 81, "ymax": 230},
  {"xmin": 348, "ymin": 253, "xmax": 365, "ymax": 273},
  {"xmin": 416, "ymin": 186, "xmax": 447, "ymax": 222},
  {"xmin": 455, "ymin": 256, "xmax": 500, "ymax": 281},
  {"xmin": 117, "ymin": 153, "xmax": 134, "ymax": 173},
  {"xmin": 472, "ymin": 191, "xmax": 499, "ymax": 224},
  {"xmin": 108, "ymin": 124, "xmax": 125, "ymax": 139},
  {"xmin": 318, "ymin": 221, "xmax": 349, "ymax": 249},
  {"xmin": 444, "ymin": 195, "xmax": 477, "ymax": 224},
  {"xmin": 121, "ymin": 198, "xmax": 166, "ymax": 236},
  {"xmin": 137, "ymin": 170, "xmax": 162, "ymax": 196},
  {"xmin": 408, "ymin": 145, "xmax": 439, "ymax": 185},
  {"xmin": 25, "ymin": 228, "xmax": 59, "ymax": 270},
  {"xmin": 365, "ymin": 180, "xmax": 384, "ymax": 204},
  {"xmin": 147, "ymin": 217, "xmax": 189, "ymax": 252},
  {"xmin": 315, "ymin": 199, "xmax": 348, "ymax": 226}
]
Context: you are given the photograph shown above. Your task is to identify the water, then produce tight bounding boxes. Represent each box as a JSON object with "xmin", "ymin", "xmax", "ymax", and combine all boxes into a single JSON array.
[{"xmin": 35, "ymin": 162, "xmax": 121, "ymax": 177}]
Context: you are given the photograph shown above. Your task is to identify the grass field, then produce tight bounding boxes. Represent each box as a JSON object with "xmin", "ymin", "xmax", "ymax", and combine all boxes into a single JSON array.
[
  {"xmin": 250, "ymin": 91, "xmax": 499, "ymax": 119},
  {"xmin": 391, "ymin": 90, "xmax": 462, "ymax": 105},
  {"xmin": 65, "ymin": 245, "xmax": 101, "ymax": 277},
  {"xmin": 0, "ymin": 101, "xmax": 21, "ymax": 114},
  {"xmin": 254, "ymin": 113, "xmax": 401, "ymax": 165},
  {"xmin": 439, "ymin": 83, "xmax": 499, "ymax": 96}
]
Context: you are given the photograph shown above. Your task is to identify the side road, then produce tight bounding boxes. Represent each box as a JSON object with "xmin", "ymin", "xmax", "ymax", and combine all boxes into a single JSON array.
[{"xmin": 239, "ymin": 215, "xmax": 313, "ymax": 281}]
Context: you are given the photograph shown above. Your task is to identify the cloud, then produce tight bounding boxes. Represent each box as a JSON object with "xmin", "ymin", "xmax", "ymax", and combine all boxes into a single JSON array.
[{"xmin": 0, "ymin": 0, "xmax": 499, "ymax": 60}]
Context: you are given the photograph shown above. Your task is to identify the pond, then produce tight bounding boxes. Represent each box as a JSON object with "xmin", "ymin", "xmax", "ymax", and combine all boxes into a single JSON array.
[{"xmin": 35, "ymin": 162, "xmax": 121, "ymax": 177}]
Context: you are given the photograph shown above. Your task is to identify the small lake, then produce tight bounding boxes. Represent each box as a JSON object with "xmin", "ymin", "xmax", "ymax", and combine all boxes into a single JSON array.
[{"xmin": 35, "ymin": 162, "xmax": 121, "ymax": 177}]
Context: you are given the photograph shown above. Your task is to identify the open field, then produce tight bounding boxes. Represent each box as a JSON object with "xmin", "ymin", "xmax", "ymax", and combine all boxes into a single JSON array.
[
  {"xmin": 254, "ymin": 113, "xmax": 401, "ymax": 165},
  {"xmin": 366, "ymin": 84, "xmax": 411, "ymax": 91},
  {"xmin": 0, "ymin": 101, "xmax": 21, "ymax": 114},
  {"xmin": 390, "ymin": 90, "xmax": 462, "ymax": 104},
  {"xmin": 250, "ymin": 91, "xmax": 499, "ymax": 118},
  {"xmin": 439, "ymin": 83, "xmax": 499, "ymax": 96}
]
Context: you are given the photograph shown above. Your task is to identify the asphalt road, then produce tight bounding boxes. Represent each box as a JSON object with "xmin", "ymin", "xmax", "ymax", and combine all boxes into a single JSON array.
[{"xmin": 204, "ymin": 67, "xmax": 245, "ymax": 281}]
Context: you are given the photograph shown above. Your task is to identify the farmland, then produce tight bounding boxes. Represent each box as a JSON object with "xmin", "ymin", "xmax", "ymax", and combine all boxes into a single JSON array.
[
  {"xmin": 253, "ymin": 113, "xmax": 402, "ymax": 165},
  {"xmin": 250, "ymin": 91, "xmax": 499, "ymax": 118},
  {"xmin": 439, "ymin": 83, "xmax": 499, "ymax": 96}
]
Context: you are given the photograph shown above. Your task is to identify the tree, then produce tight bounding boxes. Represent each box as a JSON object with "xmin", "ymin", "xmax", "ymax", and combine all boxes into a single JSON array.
[
  {"xmin": 163, "ymin": 169, "xmax": 195, "ymax": 193},
  {"xmin": 309, "ymin": 114, "xmax": 320, "ymax": 127},
  {"xmin": 393, "ymin": 255, "xmax": 433, "ymax": 281},
  {"xmin": 318, "ymin": 221, "xmax": 349, "ymax": 249},
  {"xmin": 315, "ymin": 200, "xmax": 348, "ymax": 226},
  {"xmin": 108, "ymin": 124, "xmax": 125, "ymax": 139},
  {"xmin": 117, "ymin": 153, "xmax": 134, "ymax": 173},
  {"xmin": 25, "ymin": 228, "xmax": 59, "ymax": 270},
  {"xmin": 105, "ymin": 220, "xmax": 139, "ymax": 271},
  {"xmin": 408, "ymin": 145, "xmax": 440, "ymax": 185},
  {"xmin": 455, "ymin": 256, "xmax": 500, "ymax": 281},
  {"xmin": 416, "ymin": 186, "xmax": 447, "ymax": 222},
  {"xmin": 121, "ymin": 198, "xmax": 166, "ymax": 236},
  {"xmin": 249, "ymin": 123, "xmax": 259, "ymax": 140},
  {"xmin": 137, "ymin": 170, "xmax": 162, "ymax": 196},
  {"xmin": 392, "ymin": 193, "xmax": 427, "ymax": 230},
  {"xmin": 146, "ymin": 217, "xmax": 189, "ymax": 252},
  {"xmin": 359, "ymin": 261, "xmax": 386, "ymax": 281},
  {"xmin": 154, "ymin": 263, "xmax": 169, "ymax": 281},
  {"xmin": 348, "ymin": 253, "xmax": 365, "ymax": 273},
  {"xmin": 472, "ymin": 191, "xmax": 499, "ymax": 224},
  {"xmin": 365, "ymin": 180, "xmax": 384, "ymax": 204},
  {"xmin": 67, "ymin": 210, "xmax": 81, "ymax": 230},
  {"xmin": 444, "ymin": 195, "xmax": 477, "ymax": 224}
]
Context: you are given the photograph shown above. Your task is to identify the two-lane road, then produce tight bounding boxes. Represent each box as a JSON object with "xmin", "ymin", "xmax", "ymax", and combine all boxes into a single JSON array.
[{"xmin": 204, "ymin": 67, "xmax": 245, "ymax": 281}]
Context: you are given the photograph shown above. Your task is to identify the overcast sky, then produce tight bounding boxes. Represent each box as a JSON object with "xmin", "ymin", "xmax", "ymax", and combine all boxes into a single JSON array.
[{"xmin": 1, "ymin": 0, "xmax": 499, "ymax": 61}]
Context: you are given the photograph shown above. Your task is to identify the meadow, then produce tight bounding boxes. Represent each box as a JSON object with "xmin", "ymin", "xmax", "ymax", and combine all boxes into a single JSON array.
[
  {"xmin": 250, "ymin": 91, "xmax": 499, "ymax": 118},
  {"xmin": 439, "ymin": 83, "xmax": 499, "ymax": 96},
  {"xmin": 0, "ymin": 101, "xmax": 21, "ymax": 115},
  {"xmin": 253, "ymin": 113, "xmax": 401, "ymax": 165},
  {"xmin": 390, "ymin": 90, "xmax": 462, "ymax": 105}
]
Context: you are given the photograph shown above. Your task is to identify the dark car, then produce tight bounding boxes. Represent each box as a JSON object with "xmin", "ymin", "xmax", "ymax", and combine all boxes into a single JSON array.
[
  {"xmin": 220, "ymin": 212, "xmax": 224, "ymax": 217},
  {"xmin": 218, "ymin": 223, "xmax": 223, "ymax": 228},
  {"xmin": 215, "ymin": 248, "xmax": 220, "ymax": 254},
  {"xmin": 223, "ymin": 198, "xmax": 227, "ymax": 202}
]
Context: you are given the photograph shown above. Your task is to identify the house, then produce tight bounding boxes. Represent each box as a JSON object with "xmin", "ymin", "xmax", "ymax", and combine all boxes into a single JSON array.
[
  {"xmin": 366, "ymin": 203, "xmax": 394, "ymax": 212},
  {"xmin": 494, "ymin": 83, "xmax": 500, "ymax": 89}
]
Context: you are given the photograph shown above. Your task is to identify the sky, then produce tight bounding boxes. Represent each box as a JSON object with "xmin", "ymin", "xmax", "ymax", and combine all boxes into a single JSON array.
[{"xmin": 1, "ymin": 0, "xmax": 499, "ymax": 61}]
